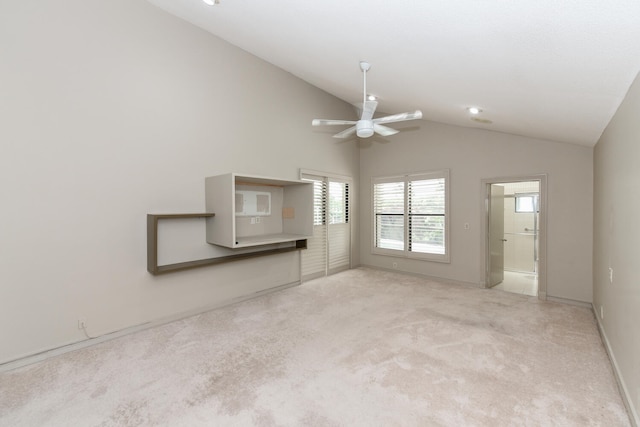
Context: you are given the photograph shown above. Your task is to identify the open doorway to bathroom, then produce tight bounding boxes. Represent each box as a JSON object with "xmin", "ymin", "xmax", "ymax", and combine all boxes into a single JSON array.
[{"xmin": 481, "ymin": 175, "xmax": 547, "ymax": 300}]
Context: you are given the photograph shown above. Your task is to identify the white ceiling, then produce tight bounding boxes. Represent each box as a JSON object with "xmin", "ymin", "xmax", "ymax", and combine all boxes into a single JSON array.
[{"xmin": 147, "ymin": 0, "xmax": 640, "ymax": 146}]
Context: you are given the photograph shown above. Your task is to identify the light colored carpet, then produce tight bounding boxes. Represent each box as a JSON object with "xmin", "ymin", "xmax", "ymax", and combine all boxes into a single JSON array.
[{"xmin": 0, "ymin": 268, "xmax": 630, "ymax": 426}]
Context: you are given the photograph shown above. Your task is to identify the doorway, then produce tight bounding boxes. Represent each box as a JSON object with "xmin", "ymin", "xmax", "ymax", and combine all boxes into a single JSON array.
[
  {"xmin": 482, "ymin": 176, "xmax": 547, "ymax": 300},
  {"xmin": 300, "ymin": 170, "xmax": 352, "ymax": 281}
]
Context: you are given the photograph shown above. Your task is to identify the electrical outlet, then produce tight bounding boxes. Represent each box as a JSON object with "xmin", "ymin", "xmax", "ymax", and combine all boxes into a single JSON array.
[
  {"xmin": 255, "ymin": 216, "xmax": 261, "ymax": 224},
  {"xmin": 392, "ymin": 262, "xmax": 398, "ymax": 269},
  {"xmin": 464, "ymin": 223, "xmax": 470, "ymax": 230},
  {"xmin": 77, "ymin": 318, "xmax": 86, "ymax": 330}
]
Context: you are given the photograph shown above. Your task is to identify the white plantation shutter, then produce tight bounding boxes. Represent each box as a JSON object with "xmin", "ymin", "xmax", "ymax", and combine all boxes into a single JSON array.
[
  {"xmin": 372, "ymin": 170, "xmax": 449, "ymax": 262},
  {"xmin": 301, "ymin": 172, "xmax": 352, "ymax": 280},
  {"xmin": 328, "ymin": 181, "xmax": 350, "ymax": 274},
  {"xmin": 301, "ymin": 176, "xmax": 327, "ymax": 281},
  {"xmin": 373, "ymin": 180, "xmax": 405, "ymax": 250},
  {"xmin": 408, "ymin": 177, "xmax": 445, "ymax": 255}
]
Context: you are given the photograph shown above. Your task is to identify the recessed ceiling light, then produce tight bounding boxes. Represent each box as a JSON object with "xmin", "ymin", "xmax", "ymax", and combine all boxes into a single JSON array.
[
  {"xmin": 367, "ymin": 95, "xmax": 377, "ymax": 101},
  {"xmin": 467, "ymin": 107, "xmax": 482, "ymax": 115},
  {"xmin": 202, "ymin": 0, "xmax": 217, "ymax": 5}
]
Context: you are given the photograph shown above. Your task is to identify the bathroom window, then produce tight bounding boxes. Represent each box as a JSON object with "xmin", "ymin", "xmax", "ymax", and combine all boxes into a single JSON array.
[
  {"xmin": 515, "ymin": 194, "xmax": 538, "ymax": 213},
  {"xmin": 372, "ymin": 170, "xmax": 449, "ymax": 262}
]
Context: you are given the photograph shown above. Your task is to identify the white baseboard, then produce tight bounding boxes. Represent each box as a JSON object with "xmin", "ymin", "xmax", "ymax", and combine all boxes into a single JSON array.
[
  {"xmin": 593, "ymin": 304, "xmax": 638, "ymax": 427},
  {"xmin": 0, "ymin": 280, "xmax": 301, "ymax": 373},
  {"xmin": 546, "ymin": 295, "xmax": 592, "ymax": 308},
  {"xmin": 364, "ymin": 265, "xmax": 596, "ymax": 307},
  {"xmin": 359, "ymin": 264, "xmax": 481, "ymax": 289}
]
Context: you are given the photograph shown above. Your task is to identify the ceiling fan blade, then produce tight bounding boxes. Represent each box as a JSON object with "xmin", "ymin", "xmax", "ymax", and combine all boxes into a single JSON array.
[
  {"xmin": 353, "ymin": 101, "xmax": 378, "ymax": 119},
  {"xmin": 333, "ymin": 126, "xmax": 357, "ymax": 139},
  {"xmin": 373, "ymin": 124, "xmax": 399, "ymax": 137},
  {"xmin": 360, "ymin": 100, "xmax": 378, "ymax": 121},
  {"xmin": 373, "ymin": 110, "xmax": 423, "ymax": 125},
  {"xmin": 312, "ymin": 119, "xmax": 357, "ymax": 126}
]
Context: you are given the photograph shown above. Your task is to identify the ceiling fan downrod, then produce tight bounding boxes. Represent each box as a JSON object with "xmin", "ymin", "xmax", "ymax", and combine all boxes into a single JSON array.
[{"xmin": 360, "ymin": 61, "xmax": 371, "ymax": 107}]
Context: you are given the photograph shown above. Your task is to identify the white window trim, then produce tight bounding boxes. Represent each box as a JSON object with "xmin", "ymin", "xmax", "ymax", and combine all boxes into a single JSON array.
[{"xmin": 371, "ymin": 169, "xmax": 450, "ymax": 263}]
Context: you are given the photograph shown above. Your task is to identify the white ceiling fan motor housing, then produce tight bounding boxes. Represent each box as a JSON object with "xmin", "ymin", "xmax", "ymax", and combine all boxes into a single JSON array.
[{"xmin": 356, "ymin": 120, "xmax": 374, "ymax": 138}]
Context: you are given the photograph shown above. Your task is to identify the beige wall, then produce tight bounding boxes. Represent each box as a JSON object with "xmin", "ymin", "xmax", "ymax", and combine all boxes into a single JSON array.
[
  {"xmin": 0, "ymin": 1, "xmax": 358, "ymax": 363},
  {"xmin": 594, "ymin": 71, "xmax": 640, "ymax": 424},
  {"xmin": 359, "ymin": 120, "xmax": 593, "ymax": 302}
]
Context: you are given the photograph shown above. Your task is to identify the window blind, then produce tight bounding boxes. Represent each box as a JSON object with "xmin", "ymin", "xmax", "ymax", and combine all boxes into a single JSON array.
[
  {"xmin": 373, "ymin": 181, "xmax": 405, "ymax": 250},
  {"xmin": 328, "ymin": 181, "xmax": 350, "ymax": 273},
  {"xmin": 301, "ymin": 176, "xmax": 327, "ymax": 280},
  {"xmin": 301, "ymin": 174, "xmax": 352, "ymax": 280},
  {"xmin": 408, "ymin": 178, "xmax": 445, "ymax": 254},
  {"xmin": 372, "ymin": 170, "xmax": 449, "ymax": 262}
]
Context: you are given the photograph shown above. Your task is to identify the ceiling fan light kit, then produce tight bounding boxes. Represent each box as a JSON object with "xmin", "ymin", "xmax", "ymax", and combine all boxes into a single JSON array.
[
  {"xmin": 356, "ymin": 120, "xmax": 374, "ymax": 138},
  {"xmin": 311, "ymin": 62, "xmax": 422, "ymax": 139}
]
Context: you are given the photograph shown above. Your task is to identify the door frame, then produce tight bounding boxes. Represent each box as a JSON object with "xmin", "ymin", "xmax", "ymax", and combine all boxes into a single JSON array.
[
  {"xmin": 480, "ymin": 174, "xmax": 548, "ymax": 300},
  {"xmin": 488, "ymin": 184, "xmax": 505, "ymax": 287}
]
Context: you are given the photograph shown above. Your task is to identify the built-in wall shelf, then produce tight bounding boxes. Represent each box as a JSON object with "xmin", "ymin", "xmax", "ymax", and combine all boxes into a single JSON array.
[
  {"xmin": 205, "ymin": 173, "xmax": 314, "ymax": 249},
  {"xmin": 147, "ymin": 213, "xmax": 307, "ymax": 275}
]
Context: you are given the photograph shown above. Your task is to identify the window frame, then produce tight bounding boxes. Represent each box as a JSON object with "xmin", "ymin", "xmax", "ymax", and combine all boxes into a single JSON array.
[{"xmin": 372, "ymin": 170, "xmax": 450, "ymax": 263}]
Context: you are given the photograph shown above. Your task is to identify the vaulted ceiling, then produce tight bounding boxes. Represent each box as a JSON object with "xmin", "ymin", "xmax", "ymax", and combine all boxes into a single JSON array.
[{"xmin": 147, "ymin": 0, "xmax": 640, "ymax": 146}]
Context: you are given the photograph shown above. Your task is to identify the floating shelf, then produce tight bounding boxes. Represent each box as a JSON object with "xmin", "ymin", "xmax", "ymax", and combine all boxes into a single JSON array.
[{"xmin": 147, "ymin": 213, "xmax": 307, "ymax": 275}]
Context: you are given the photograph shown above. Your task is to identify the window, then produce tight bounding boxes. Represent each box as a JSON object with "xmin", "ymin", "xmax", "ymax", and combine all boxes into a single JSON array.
[
  {"xmin": 374, "ymin": 180, "xmax": 405, "ymax": 250},
  {"xmin": 373, "ymin": 170, "xmax": 449, "ymax": 262},
  {"xmin": 515, "ymin": 193, "xmax": 539, "ymax": 213}
]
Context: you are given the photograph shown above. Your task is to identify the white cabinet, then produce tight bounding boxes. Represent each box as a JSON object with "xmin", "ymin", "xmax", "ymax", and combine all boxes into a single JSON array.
[{"xmin": 205, "ymin": 173, "xmax": 314, "ymax": 248}]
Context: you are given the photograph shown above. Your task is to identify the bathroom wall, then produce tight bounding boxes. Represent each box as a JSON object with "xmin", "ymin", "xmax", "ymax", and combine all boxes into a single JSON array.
[{"xmin": 502, "ymin": 182, "xmax": 540, "ymax": 273}]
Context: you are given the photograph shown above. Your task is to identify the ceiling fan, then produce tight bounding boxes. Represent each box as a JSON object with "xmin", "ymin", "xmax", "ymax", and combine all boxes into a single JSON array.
[{"xmin": 312, "ymin": 61, "xmax": 423, "ymax": 139}]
